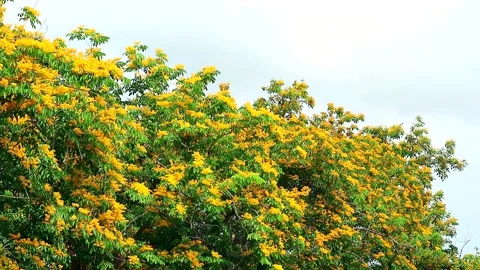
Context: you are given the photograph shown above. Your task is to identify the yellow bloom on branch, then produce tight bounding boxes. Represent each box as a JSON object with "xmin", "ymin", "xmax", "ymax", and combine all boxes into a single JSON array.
[
  {"xmin": 176, "ymin": 204, "xmax": 186, "ymax": 215},
  {"xmin": 202, "ymin": 66, "xmax": 216, "ymax": 74},
  {"xmin": 295, "ymin": 145, "xmax": 307, "ymax": 159},
  {"xmin": 157, "ymin": 130, "xmax": 168, "ymax": 138},
  {"xmin": 273, "ymin": 264, "xmax": 284, "ymax": 270},
  {"xmin": 211, "ymin": 251, "xmax": 222, "ymax": 259},
  {"xmin": 78, "ymin": 208, "xmax": 90, "ymax": 215},
  {"xmin": 128, "ymin": 255, "xmax": 140, "ymax": 265},
  {"xmin": 174, "ymin": 64, "xmax": 185, "ymax": 70},
  {"xmin": 185, "ymin": 75, "xmax": 202, "ymax": 84},
  {"xmin": 39, "ymin": 144, "xmax": 56, "ymax": 160},
  {"xmin": 201, "ymin": 167, "xmax": 213, "ymax": 175},
  {"xmin": 44, "ymin": 183, "xmax": 52, "ymax": 192},
  {"xmin": 131, "ymin": 182, "xmax": 150, "ymax": 196},
  {"xmin": 207, "ymin": 198, "xmax": 224, "ymax": 207},
  {"xmin": 243, "ymin": 213, "xmax": 253, "ymax": 220},
  {"xmin": 25, "ymin": 6, "xmax": 41, "ymax": 17},
  {"xmin": 192, "ymin": 151, "xmax": 205, "ymax": 167}
]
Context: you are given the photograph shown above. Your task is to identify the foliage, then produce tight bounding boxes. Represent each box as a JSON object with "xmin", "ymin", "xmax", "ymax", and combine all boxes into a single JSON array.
[{"xmin": 0, "ymin": 2, "xmax": 478, "ymax": 269}]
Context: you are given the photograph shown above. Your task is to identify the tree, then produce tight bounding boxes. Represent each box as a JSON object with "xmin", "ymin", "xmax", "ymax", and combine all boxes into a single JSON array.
[{"xmin": 0, "ymin": 2, "xmax": 478, "ymax": 269}]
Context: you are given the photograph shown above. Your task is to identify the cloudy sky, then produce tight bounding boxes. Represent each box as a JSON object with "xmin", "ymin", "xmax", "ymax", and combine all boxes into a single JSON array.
[{"xmin": 6, "ymin": 0, "xmax": 480, "ymax": 254}]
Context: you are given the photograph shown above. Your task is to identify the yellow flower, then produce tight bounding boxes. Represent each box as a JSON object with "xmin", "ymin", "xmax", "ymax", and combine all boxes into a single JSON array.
[
  {"xmin": 207, "ymin": 198, "xmax": 224, "ymax": 207},
  {"xmin": 128, "ymin": 255, "xmax": 140, "ymax": 265},
  {"xmin": 176, "ymin": 204, "xmax": 186, "ymax": 215},
  {"xmin": 56, "ymin": 219, "xmax": 66, "ymax": 232},
  {"xmin": 124, "ymin": 238, "xmax": 135, "ymax": 246},
  {"xmin": 195, "ymin": 122, "xmax": 208, "ymax": 129},
  {"xmin": 140, "ymin": 245, "xmax": 154, "ymax": 252},
  {"xmin": 125, "ymin": 46, "xmax": 135, "ymax": 53},
  {"xmin": 0, "ymin": 78, "xmax": 8, "ymax": 86},
  {"xmin": 259, "ymin": 243, "xmax": 276, "ymax": 257},
  {"xmin": 40, "ymin": 144, "xmax": 56, "ymax": 160},
  {"xmin": 103, "ymin": 229, "xmax": 117, "ymax": 240},
  {"xmin": 174, "ymin": 64, "xmax": 185, "ymax": 70},
  {"xmin": 192, "ymin": 151, "xmax": 205, "ymax": 167},
  {"xmin": 44, "ymin": 183, "xmax": 52, "ymax": 192},
  {"xmin": 246, "ymin": 197, "xmax": 259, "ymax": 206},
  {"xmin": 156, "ymin": 101, "xmax": 171, "ymax": 107},
  {"xmin": 73, "ymin": 127, "xmax": 83, "ymax": 135},
  {"xmin": 136, "ymin": 143, "xmax": 147, "ymax": 153},
  {"xmin": 201, "ymin": 167, "xmax": 213, "ymax": 175},
  {"xmin": 320, "ymin": 247, "xmax": 330, "ymax": 254},
  {"xmin": 186, "ymin": 110, "xmax": 204, "ymax": 118},
  {"xmin": 126, "ymin": 164, "xmax": 142, "ymax": 172},
  {"xmin": 25, "ymin": 6, "xmax": 41, "ymax": 17},
  {"xmin": 7, "ymin": 115, "xmax": 30, "ymax": 125},
  {"xmin": 78, "ymin": 208, "xmax": 90, "ymax": 215},
  {"xmin": 157, "ymin": 130, "xmax": 168, "ymax": 138},
  {"xmin": 208, "ymin": 186, "xmax": 221, "ymax": 196},
  {"xmin": 216, "ymin": 92, "xmax": 237, "ymax": 109},
  {"xmin": 268, "ymin": 207, "xmax": 281, "ymax": 215},
  {"xmin": 373, "ymin": 252, "xmax": 385, "ymax": 259},
  {"xmin": 185, "ymin": 75, "xmax": 202, "ymax": 84},
  {"xmin": 53, "ymin": 192, "xmax": 64, "ymax": 206},
  {"xmin": 245, "ymin": 102, "xmax": 259, "ymax": 116},
  {"xmin": 295, "ymin": 145, "xmax": 307, "ymax": 159},
  {"xmin": 131, "ymin": 182, "xmax": 150, "ymax": 196},
  {"xmin": 186, "ymin": 250, "xmax": 203, "ymax": 268},
  {"xmin": 211, "ymin": 251, "xmax": 222, "ymax": 259},
  {"xmin": 9, "ymin": 233, "xmax": 21, "ymax": 240},
  {"xmin": 243, "ymin": 213, "xmax": 253, "ymax": 220},
  {"xmin": 272, "ymin": 264, "xmax": 284, "ymax": 270},
  {"xmin": 202, "ymin": 66, "xmax": 216, "ymax": 74},
  {"xmin": 32, "ymin": 255, "xmax": 45, "ymax": 268}
]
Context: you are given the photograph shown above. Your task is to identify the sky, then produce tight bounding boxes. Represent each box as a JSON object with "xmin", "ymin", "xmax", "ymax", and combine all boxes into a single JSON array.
[{"xmin": 5, "ymin": 0, "xmax": 480, "ymax": 255}]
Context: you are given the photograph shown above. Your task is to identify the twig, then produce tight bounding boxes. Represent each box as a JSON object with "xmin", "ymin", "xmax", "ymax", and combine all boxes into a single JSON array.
[
  {"xmin": 354, "ymin": 226, "xmax": 413, "ymax": 251},
  {"xmin": 121, "ymin": 212, "xmax": 148, "ymax": 233},
  {"xmin": 459, "ymin": 238, "xmax": 471, "ymax": 258},
  {"xmin": 0, "ymin": 194, "xmax": 29, "ymax": 200},
  {"xmin": 225, "ymin": 190, "xmax": 242, "ymax": 220}
]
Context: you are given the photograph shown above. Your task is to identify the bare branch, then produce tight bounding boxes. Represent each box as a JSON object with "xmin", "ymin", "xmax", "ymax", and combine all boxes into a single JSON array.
[{"xmin": 0, "ymin": 194, "xmax": 30, "ymax": 200}]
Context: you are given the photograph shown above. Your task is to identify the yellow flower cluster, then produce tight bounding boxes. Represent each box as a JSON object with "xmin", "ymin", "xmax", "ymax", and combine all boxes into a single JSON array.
[{"xmin": 131, "ymin": 182, "xmax": 150, "ymax": 196}]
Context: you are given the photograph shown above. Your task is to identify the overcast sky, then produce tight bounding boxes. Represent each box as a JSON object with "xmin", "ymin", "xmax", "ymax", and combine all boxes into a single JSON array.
[{"xmin": 6, "ymin": 0, "xmax": 480, "ymax": 255}]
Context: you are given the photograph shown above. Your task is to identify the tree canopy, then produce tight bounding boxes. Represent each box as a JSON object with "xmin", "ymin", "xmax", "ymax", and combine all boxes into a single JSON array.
[{"xmin": 0, "ymin": 2, "xmax": 478, "ymax": 269}]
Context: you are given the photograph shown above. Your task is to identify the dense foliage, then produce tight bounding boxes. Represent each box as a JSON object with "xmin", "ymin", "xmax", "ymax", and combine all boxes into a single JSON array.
[{"xmin": 0, "ymin": 2, "xmax": 479, "ymax": 269}]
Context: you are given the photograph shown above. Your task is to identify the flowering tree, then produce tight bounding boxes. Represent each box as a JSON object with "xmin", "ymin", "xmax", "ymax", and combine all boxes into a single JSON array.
[{"xmin": 0, "ymin": 2, "xmax": 478, "ymax": 269}]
